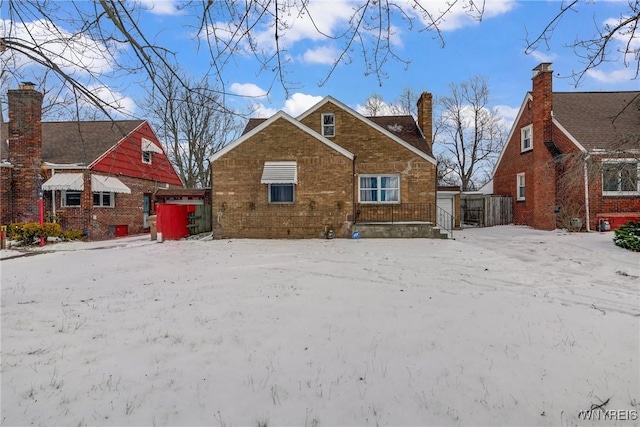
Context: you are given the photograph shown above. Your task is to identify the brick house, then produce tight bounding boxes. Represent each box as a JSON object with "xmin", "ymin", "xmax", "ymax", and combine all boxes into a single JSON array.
[
  {"xmin": 0, "ymin": 84, "xmax": 183, "ymax": 240},
  {"xmin": 493, "ymin": 63, "xmax": 640, "ymax": 231},
  {"xmin": 209, "ymin": 94, "xmax": 440, "ymax": 238}
]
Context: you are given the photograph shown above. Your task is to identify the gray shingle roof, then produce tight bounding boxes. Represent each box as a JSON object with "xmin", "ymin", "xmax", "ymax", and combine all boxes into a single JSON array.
[
  {"xmin": 1, "ymin": 120, "xmax": 144, "ymax": 164},
  {"xmin": 553, "ymin": 91, "xmax": 640, "ymax": 152},
  {"xmin": 241, "ymin": 115, "xmax": 432, "ymax": 156}
]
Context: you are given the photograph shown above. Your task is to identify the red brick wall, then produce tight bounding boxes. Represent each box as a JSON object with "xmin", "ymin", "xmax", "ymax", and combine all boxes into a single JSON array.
[
  {"xmin": 0, "ymin": 165, "xmax": 13, "ymax": 226},
  {"xmin": 7, "ymin": 86, "xmax": 45, "ymax": 224},
  {"xmin": 48, "ymin": 170, "xmax": 181, "ymax": 240},
  {"xmin": 586, "ymin": 154, "xmax": 640, "ymax": 229}
]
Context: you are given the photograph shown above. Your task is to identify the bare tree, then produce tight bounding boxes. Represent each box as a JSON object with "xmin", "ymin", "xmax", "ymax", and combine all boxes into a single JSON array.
[
  {"xmin": 1, "ymin": 1, "xmax": 637, "ymax": 115},
  {"xmin": 525, "ymin": 0, "xmax": 639, "ymax": 85},
  {"xmin": 390, "ymin": 87, "xmax": 420, "ymax": 116},
  {"xmin": 145, "ymin": 68, "xmax": 242, "ymax": 188},
  {"xmin": 433, "ymin": 76, "xmax": 507, "ymax": 191},
  {"xmin": 362, "ymin": 93, "xmax": 387, "ymax": 116}
]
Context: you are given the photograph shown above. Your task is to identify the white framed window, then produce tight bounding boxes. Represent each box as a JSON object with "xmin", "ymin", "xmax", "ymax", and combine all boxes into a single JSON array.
[
  {"xmin": 322, "ymin": 113, "xmax": 335, "ymax": 137},
  {"xmin": 516, "ymin": 173, "xmax": 525, "ymax": 201},
  {"xmin": 142, "ymin": 151, "xmax": 152, "ymax": 164},
  {"xmin": 602, "ymin": 160, "xmax": 639, "ymax": 195},
  {"xmin": 359, "ymin": 175, "xmax": 400, "ymax": 203},
  {"xmin": 521, "ymin": 125, "xmax": 532, "ymax": 152},
  {"xmin": 93, "ymin": 192, "xmax": 114, "ymax": 207},
  {"xmin": 269, "ymin": 184, "xmax": 295, "ymax": 203},
  {"xmin": 62, "ymin": 190, "xmax": 82, "ymax": 207}
]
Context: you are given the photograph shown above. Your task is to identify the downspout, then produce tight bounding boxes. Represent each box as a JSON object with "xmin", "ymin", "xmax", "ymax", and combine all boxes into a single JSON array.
[
  {"xmin": 583, "ymin": 154, "xmax": 591, "ymax": 232},
  {"xmin": 352, "ymin": 156, "xmax": 357, "ymax": 225},
  {"xmin": 51, "ymin": 169, "xmax": 56, "ymax": 221}
]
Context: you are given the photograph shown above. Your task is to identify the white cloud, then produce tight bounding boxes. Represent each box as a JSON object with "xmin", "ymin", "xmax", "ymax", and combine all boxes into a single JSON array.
[
  {"xmin": 85, "ymin": 85, "xmax": 137, "ymax": 117},
  {"xmin": 137, "ymin": 0, "xmax": 183, "ymax": 15},
  {"xmin": 302, "ymin": 46, "xmax": 339, "ymax": 65},
  {"xmin": 354, "ymin": 101, "xmax": 396, "ymax": 116},
  {"xmin": 407, "ymin": 0, "xmax": 517, "ymax": 32},
  {"xmin": 493, "ymin": 104, "xmax": 519, "ymax": 130},
  {"xmin": 529, "ymin": 50, "xmax": 556, "ymax": 63},
  {"xmin": 586, "ymin": 68, "xmax": 636, "ymax": 84},
  {"xmin": 248, "ymin": 92, "xmax": 322, "ymax": 119},
  {"xmin": 0, "ymin": 19, "xmax": 117, "ymax": 76},
  {"xmin": 252, "ymin": 103, "xmax": 278, "ymax": 119},
  {"xmin": 283, "ymin": 93, "xmax": 323, "ymax": 116},
  {"xmin": 230, "ymin": 83, "xmax": 268, "ymax": 98}
]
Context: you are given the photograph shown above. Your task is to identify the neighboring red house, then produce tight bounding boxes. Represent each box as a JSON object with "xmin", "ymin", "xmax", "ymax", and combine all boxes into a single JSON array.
[
  {"xmin": 0, "ymin": 83, "xmax": 183, "ymax": 240},
  {"xmin": 493, "ymin": 63, "xmax": 640, "ymax": 231},
  {"xmin": 209, "ymin": 94, "xmax": 446, "ymax": 238}
]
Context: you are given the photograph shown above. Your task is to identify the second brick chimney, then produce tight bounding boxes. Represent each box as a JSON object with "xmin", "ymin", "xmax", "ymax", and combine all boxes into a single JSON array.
[{"xmin": 416, "ymin": 92, "xmax": 433, "ymax": 152}]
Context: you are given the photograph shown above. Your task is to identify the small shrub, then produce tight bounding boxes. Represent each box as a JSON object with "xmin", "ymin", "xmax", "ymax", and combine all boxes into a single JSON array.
[
  {"xmin": 61, "ymin": 229, "xmax": 84, "ymax": 241},
  {"xmin": 613, "ymin": 221, "xmax": 640, "ymax": 252},
  {"xmin": 7, "ymin": 222, "xmax": 62, "ymax": 245}
]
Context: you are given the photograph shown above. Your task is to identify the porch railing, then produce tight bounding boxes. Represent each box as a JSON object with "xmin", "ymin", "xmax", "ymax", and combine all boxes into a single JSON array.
[
  {"xmin": 436, "ymin": 205, "xmax": 454, "ymax": 237},
  {"xmin": 355, "ymin": 203, "xmax": 433, "ymax": 224}
]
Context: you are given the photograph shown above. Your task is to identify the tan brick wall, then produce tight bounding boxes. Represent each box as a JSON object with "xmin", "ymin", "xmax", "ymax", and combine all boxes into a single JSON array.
[
  {"xmin": 212, "ymin": 117, "xmax": 354, "ymax": 238},
  {"xmin": 299, "ymin": 102, "xmax": 436, "ymax": 207}
]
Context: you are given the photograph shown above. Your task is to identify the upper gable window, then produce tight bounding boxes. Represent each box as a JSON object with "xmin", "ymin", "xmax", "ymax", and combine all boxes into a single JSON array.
[
  {"xmin": 142, "ymin": 151, "xmax": 152, "ymax": 164},
  {"xmin": 521, "ymin": 125, "xmax": 532, "ymax": 152},
  {"xmin": 322, "ymin": 113, "xmax": 335, "ymax": 137}
]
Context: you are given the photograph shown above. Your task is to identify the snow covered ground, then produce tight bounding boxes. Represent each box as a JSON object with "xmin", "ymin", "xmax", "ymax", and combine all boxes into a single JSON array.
[{"xmin": 1, "ymin": 226, "xmax": 638, "ymax": 427}]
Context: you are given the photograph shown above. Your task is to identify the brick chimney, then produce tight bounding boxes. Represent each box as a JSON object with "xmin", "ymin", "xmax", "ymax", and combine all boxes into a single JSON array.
[
  {"xmin": 530, "ymin": 63, "xmax": 557, "ymax": 230},
  {"xmin": 8, "ymin": 82, "xmax": 45, "ymax": 223},
  {"xmin": 416, "ymin": 92, "xmax": 433, "ymax": 152},
  {"xmin": 532, "ymin": 63, "xmax": 553, "ymax": 144}
]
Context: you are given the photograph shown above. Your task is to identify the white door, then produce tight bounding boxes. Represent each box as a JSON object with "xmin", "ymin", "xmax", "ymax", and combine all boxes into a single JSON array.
[{"xmin": 437, "ymin": 196, "xmax": 454, "ymax": 232}]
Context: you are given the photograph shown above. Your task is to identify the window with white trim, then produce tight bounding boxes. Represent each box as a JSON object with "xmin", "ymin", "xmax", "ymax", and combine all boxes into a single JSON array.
[
  {"xmin": 269, "ymin": 184, "xmax": 295, "ymax": 203},
  {"xmin": 322, "ymin": 113, "xmax": 335, "ymax": 137},
  {"xmin": 602, "ymin": 160, "xmax": 639, "ymax": 195},
  {"xmin": 359, "ymin": 175, "xmax": 400, "ymax": 203},
  {"xmin": 62, "ymin": 190, "xmax": 82, "ymax": 207},
  {"xmin": 516, "ymin": 173, "xmax": 525, "ymax": 201},
  {"xmin": 93, "ymin": 192, "xmax": 114, "ymax": 207},
  {"xmin": 142, "ymin": 151, "xmax": 152, "ymax": 164},
  {"xmin": 521, "ymin": 125, "xmax": 532, "ymax": 152}
]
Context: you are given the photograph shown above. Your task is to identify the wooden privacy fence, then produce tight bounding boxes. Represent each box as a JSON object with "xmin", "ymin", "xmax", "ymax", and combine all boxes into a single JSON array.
[{"xmin": 462, "ymin": 195, "xmax": 512, "ymax": 227}]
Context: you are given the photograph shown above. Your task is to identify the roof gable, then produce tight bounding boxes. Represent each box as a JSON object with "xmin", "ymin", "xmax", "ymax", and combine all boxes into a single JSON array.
[
  {"xmin": 210, "ymin": 111, "xmax": 354, "ymax": 162},
  {"xmin": 298, "ymin": 96, "xmax": 436, "ymax": 164},
  {"xmin": 41, "ymin": 120, "xmax": 144, "ymax": 164}
]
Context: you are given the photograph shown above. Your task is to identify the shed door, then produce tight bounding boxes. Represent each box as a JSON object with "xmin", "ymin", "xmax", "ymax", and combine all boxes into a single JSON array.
[{"xmin": 437, "ymin": 196, "xmax": 454, "ymax": 231}]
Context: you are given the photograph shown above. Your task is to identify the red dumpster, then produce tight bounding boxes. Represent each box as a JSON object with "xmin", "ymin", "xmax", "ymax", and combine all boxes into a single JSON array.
[{"xmin": 156, "ymin": 204, "xmax": 190, "ymax": 240}]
